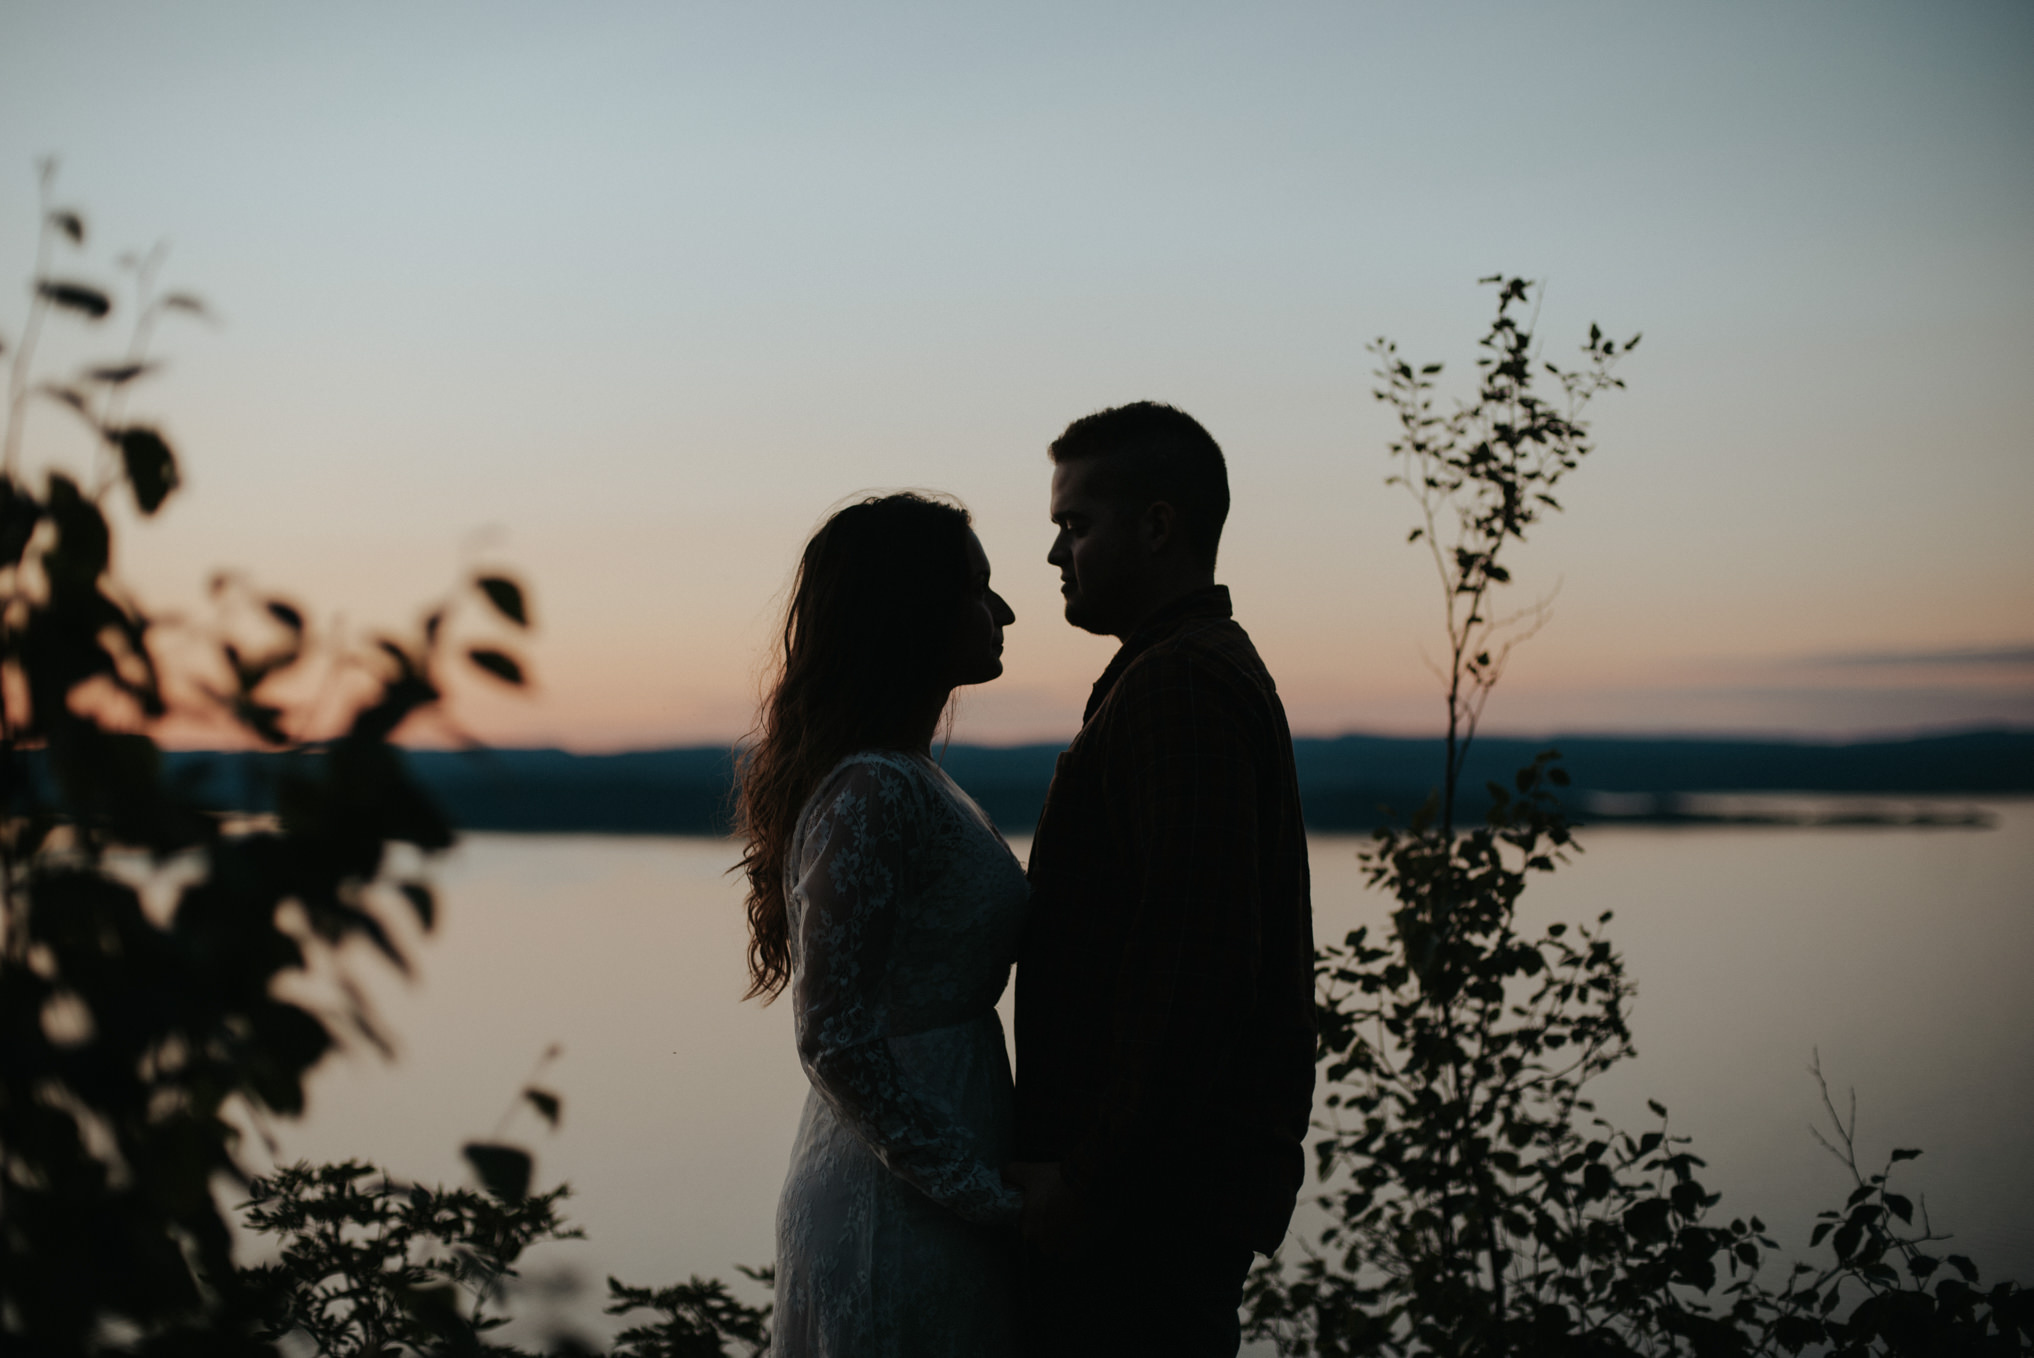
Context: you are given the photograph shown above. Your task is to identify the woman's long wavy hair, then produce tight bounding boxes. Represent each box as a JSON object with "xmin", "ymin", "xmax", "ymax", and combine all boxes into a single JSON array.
[{"xmin": 736, "ymin": 493, "xmax": 977, "ymax": 1001}]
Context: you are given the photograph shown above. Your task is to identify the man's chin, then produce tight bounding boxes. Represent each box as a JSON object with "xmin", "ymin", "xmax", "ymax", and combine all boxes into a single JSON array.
[{"xmin": 1061, "ymin": 598, "xmax": 1116, "ymax": 637}]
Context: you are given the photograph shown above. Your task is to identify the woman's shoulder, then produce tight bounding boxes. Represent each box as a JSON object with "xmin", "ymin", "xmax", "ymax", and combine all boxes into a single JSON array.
[
  {"xmin": 801, "ymin": 749, "xmax": 939, "ymax": 824},
  {"xmin": 820, "ymin": 747, "xmax": 935, "ymax": 790},
  {"xmin": 789, "ymin": 751, "xmax": 952, "ymax": 889}
]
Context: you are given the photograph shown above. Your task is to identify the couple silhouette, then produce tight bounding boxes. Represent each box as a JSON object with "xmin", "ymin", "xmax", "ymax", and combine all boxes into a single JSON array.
[{"xmin": 735, "ymin": 401, "xmax": 1315, "ymax": 1357}]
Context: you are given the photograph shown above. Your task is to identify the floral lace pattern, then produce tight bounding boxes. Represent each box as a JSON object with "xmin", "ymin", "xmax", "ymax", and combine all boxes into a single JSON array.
[{"xmin": 773, "ymin": 750, "xmax": 1028, "ymax": 1356}]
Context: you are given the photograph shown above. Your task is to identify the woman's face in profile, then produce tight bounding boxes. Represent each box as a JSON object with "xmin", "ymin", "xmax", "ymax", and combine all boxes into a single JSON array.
[{"xmin": 945, "ymin": 530, "xmax": 1015, "ymax": 688}]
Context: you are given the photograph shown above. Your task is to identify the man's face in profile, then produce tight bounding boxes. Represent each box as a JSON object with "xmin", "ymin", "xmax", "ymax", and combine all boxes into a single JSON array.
[{"xmin": 1048, "ymin": 459, "xmax": 1145, "ymax": 639}]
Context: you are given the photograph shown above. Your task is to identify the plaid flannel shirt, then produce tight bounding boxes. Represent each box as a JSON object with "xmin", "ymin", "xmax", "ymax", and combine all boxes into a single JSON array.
[{"xmin": 1016, "ymin": 586, "xmax": 1315, "ymax": 1252}]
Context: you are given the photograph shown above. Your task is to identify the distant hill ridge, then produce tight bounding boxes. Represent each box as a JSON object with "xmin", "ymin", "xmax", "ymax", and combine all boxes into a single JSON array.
[{"xmin": 169, "ymin": 729, "xmax": 2034, "ymax": 836}]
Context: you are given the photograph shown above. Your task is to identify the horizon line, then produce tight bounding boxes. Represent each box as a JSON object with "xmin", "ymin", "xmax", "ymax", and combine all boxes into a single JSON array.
[{"xmin": 349, "ymin": 722, "xmax": 2034, "ymax": 757}]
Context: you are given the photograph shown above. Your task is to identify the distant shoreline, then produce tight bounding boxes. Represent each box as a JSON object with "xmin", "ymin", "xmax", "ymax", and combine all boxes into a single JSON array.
[{"xmin": 165, "ymin": 729, "xmax": 2033, "ymax": 836}]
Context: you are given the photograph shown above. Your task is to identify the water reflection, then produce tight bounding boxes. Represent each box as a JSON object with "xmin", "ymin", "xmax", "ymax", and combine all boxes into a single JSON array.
[{"xmin": 259, "ymin": 801, "xmax": 2034, "ymax": 1345}]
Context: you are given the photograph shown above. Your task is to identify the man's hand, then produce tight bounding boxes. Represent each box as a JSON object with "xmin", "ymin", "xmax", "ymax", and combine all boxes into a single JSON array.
[{"xmin": 1002, "ymin": 1160, "xmax": 1100, "ymax": 1259}]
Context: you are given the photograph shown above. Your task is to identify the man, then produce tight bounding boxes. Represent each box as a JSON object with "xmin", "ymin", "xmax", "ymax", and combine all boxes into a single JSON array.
[{"xmin": 1005, "ymin": 402, "xmax": 1315, "ymax": 1357}]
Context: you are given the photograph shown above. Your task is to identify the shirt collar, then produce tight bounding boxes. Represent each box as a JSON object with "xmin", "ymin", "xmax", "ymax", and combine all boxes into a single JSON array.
[{"xmin": 1082, "ymin": 585, "xmax": 1233, "ymax": 723}]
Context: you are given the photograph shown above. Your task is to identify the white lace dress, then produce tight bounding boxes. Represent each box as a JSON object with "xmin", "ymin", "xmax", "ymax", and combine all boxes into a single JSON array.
[{"xmin": 773, "ymin": 750, "xmax": 1029, "ymax": 1357}]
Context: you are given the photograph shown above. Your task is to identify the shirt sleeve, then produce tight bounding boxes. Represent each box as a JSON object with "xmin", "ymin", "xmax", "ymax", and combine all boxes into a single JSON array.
[
  {"xmin": 1059, "ymin": 649, "xmax": 1264, "ymax": 1208},
  {"xmin": 789, "ymin": 757, "xmax": 1022, "ymax": 1226}
]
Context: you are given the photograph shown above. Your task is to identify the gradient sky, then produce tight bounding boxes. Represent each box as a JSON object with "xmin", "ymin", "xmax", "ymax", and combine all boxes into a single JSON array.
[{"xmin": 3, "ymin": 1, "xmax": 2029, "ymax": 748}]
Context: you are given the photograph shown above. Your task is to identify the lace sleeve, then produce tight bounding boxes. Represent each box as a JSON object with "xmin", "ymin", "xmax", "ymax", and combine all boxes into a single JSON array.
[{"xmin": 789, "ymin": 757, "xmax": 1022, "ymax": 1226}]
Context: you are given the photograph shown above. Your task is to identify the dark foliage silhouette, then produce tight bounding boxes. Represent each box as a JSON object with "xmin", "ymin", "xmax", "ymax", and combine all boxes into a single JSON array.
[
  {"xmin": 0, "ymin": 162, "xmax": 531, "ymax": 1353},
  {"xmin": 238, "ymin": 1143, "xmax": 773, "ymax": 1357},
  {"xmin": 1, "ymin": 167, "xmax": 776, "ymax": 1358},
  {"xmin": 1244, "ymin": 278, "xmax": 2029, "ymax": 1357},
  {"xmin": 239, "ymin": 1159, "xmax": 583, "ymax": 1356},
  {"xmin": 236, "ymin": 1066, "xmax": 773, "ymax": 1355}
]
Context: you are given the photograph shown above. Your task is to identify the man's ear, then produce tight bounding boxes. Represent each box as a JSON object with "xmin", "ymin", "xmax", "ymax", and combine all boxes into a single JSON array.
[{"xmin": 1140, "ymin": 500, "xmax": 1178, "ymax": 556}]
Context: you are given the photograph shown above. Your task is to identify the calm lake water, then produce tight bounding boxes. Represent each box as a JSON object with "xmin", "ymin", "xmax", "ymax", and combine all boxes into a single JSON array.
[{"xmin": 251, "ymin": 802, "xmax": 2034, "ymax": 1348}]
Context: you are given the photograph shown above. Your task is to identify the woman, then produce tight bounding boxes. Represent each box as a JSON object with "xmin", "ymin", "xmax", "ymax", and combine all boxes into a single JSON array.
[{"xmin": 736, "ymin": 493, "xmax": 1025, "ymax": 1356}]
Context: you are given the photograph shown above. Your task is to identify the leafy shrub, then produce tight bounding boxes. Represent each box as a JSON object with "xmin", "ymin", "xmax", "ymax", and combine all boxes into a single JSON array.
[
  {"xmin": 236, "ymin": 1152, "xmax": 775, "ymax": 1357},
  {"xmin": 240, "ymin": 1160, "xmax": 582, "ymax": 1357},
  {"xmin": 604, "ymin": 1273, "xmax": 774, "ymax": 1358},
  {"xmin": 1246, "ymin": 279, "xmax": 2029, "ymax": 1358},
  {"xmin": 0, "ymin": 162, "xmax": 528, "ymax": 1354}
]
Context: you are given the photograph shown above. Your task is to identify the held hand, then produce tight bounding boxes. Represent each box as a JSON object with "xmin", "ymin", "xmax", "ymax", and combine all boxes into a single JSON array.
[{"xmin": 1001, "ymin": 1160, "xmax": 1097, "ymax": 1259}]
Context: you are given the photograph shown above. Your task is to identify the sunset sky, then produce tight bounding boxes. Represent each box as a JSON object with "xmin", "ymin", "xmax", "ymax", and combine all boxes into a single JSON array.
[{"xmin": 3, "ymin": 2, "xmax": 2029, "ymax": 748}]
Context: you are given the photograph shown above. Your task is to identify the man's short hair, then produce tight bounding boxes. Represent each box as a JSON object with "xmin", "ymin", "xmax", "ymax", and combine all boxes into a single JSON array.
[{"xmin": 1048, "ymin": 401, "xmax": 1230, "ymax": 570}]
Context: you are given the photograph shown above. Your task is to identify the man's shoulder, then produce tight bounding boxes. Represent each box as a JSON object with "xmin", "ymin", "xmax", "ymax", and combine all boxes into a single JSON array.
[
  {"xmin": 1077, "ymin": 616, "xmax": 1281, "ymax": 750},
  {"xmin": 1121, "ymin": 614, "xmax": 1272, "ymax": 695}
]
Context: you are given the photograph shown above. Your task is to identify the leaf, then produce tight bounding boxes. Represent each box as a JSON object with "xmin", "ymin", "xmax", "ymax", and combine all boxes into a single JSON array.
[
  {"xmin": 477, "ymin": 575, "xmax": 528, "ymax": 626},
  {"xmin": 85, "ymin": 362, "xmax": 158, "ymax": 386},
  {"xmin": 44, "ymin": 473, "xmax": 109, "ymax": 579},
  {"xmin": 378, "ymin": 638, "xmax": 418, "ymax": 677},
  {"xmin": 523, "ymin": 1087, "xmax": 562, "ymax": 1129},
  {"xmin": 468, "ymin": 647, "xmax": 524, "ymax": 686},
  {"xmin": 1647, "ymin": 1099, "xmax": 1668, "ymax": 1119},
  {"xmin": 159, "ymin": 292, "xmax": 210, "ymax": 317},
  {"xmin": 1889, "ymin": 1147, "xmax": 1922, "ymax": 1162},
  {"xmin": 462, "ymin": 1142, "xmax": 532, "ymax": 1201},
  {"xmin": 0, "ymin": 481, "xmax": 40, "ymax": 566},
  {"xmin": 400, "ymin": 881, "xmax": 435, "ymax": 929},
  {"xmin": 397, "ymin": 1282, "xmax": 470, "ymax": 1342},
  {"xmin": 36, "ymin": 383, "xmax": 90, "ymax": 417},
  {"xmin": 1623, "ymin": 1197, "xmax": 1673, "ymax": 1245},
  {"xmin": 36, "ymin": 280, "xmax": 111, "ymax": 319},
  {"xmin": 266, "ymin": 600, "xmax": 304, "ymax": 632},
  {"xmin": 113, "ymin": 426, "xmax": 179, "ymax": 514},
  {"xmin": 1883, "ymin": 1192, "xmax": 1912, "ymax": 1223},
  {"xmin": 48, "ymin": 209, "xmax": 85, "ymax": 244}
]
